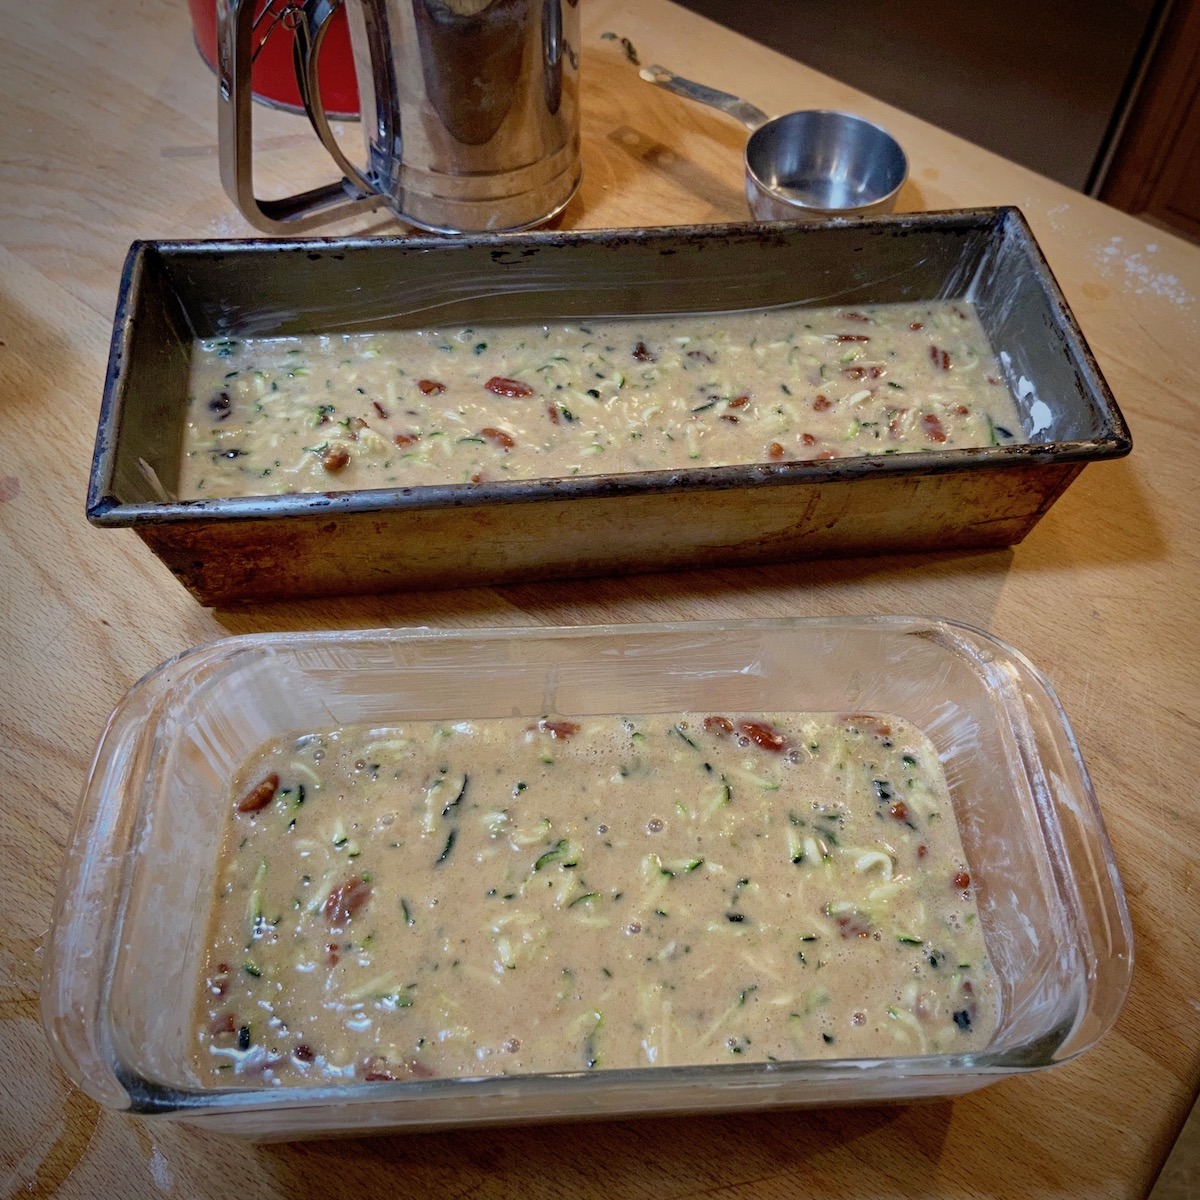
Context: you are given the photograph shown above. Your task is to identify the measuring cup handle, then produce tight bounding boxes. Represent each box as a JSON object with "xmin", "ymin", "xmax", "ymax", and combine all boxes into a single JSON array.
[
  {"xmin": 218, "ymin": 0, "xmax": 383, "ymax": 233},
  {"xmin": 639, "ymin": 64, "xmax": 770, "ymax": 132}
]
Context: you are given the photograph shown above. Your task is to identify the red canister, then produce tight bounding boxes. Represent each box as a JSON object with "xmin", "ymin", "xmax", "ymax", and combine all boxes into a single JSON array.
[{"xmin": 189, "ymin": 0, "xmax": 359, "ymax": 118}]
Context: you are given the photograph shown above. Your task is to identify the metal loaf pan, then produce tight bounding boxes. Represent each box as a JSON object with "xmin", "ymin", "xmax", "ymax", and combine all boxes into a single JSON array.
[{"xmin": 88, "ymin": 208, "xmax": 1130, "ymax": 604}]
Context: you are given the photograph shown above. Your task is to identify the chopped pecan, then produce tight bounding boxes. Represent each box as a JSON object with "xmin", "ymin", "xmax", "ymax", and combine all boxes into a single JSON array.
[
  {"xmin": 325, "ymin": 877, "xmax": 372, "ymax": 926},
  {"xmin": 485, "ymin": 376, "xmax": 533, "ymax": 397},
  {"xmin": 738, "ymin": 720, "xmax": 787, "ymax": 752},
  {"xmin": 322, "ymin": 445, "xmax": 351, "ymax": 472},
  {"xmin": 929, "ymin": 345, "xmax": 951, "ymax": 370},
  {"xmin": 363, "ymin": 1057, "xmax": 396, "ymax": 1082},
  {"xmin": 921, "ymin": 413, "xmax": 947, "ymax": 442},
  {"xmin": 841, "ymin": 714, "xmax": 892, "ymax": 737},
  {"xmin": 835, "ymin": 910, "xmax": 873, "ymax": 939},
  {"xmin": 812, "ymin": 394, "xmax": 832, "ymax": 412},
  {"xmin": 480, "ymin": 427, "xmax": 516, "ymax": 450},
  {"xmin": 536, "ymin": 718, "xmax": 581, "ymax": 739},
  {"xmin": 362, "ymin": 1056, "xmax": 436, "ymax": 1081},
  {"xmin": 236, "ymin": 773, "xmax": 279, "ymax": 813},
  {"xmin": 417, "ymin": 379, "xmax": 446, "ymax": 395},
  {"xmin": 209, "ymin": 1012, "xmax": 236, "ymax": 1036}
]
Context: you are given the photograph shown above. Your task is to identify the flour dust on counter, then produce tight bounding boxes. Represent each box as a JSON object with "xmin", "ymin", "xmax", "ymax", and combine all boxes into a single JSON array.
[
  {"xmin": 179, "ymin": 301, "xmax": 1026, "ymax": 498},
  {"xmin": 193, "ymin": 711, "xmax": 999, "ymax": 1086}
]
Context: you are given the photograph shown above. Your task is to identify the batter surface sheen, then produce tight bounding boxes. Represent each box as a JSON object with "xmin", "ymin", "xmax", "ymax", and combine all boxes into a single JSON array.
[
  {"xmin": 194, "ymin": 711, "xmax": 998, "ymax": 1085},
  {"xmin": 180, "ymin": 301, "xmax": 1025, "ymax": 498}
]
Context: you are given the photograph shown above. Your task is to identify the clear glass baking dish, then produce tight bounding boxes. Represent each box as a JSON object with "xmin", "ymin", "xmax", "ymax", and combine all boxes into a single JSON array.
[{"xmin": 42, "ymin": 617, "xmax": 1133, "ymax": 1140}]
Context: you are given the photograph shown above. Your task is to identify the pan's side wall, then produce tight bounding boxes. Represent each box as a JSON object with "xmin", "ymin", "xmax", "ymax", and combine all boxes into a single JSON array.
[{"xmin": 137, "ymin": 462, "xmax": 1082, "ymax": 604}]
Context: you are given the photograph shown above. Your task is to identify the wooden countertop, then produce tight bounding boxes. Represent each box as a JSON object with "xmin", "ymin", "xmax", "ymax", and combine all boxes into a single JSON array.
[{"xmin": 2, "ymin": 1, "xmax": 1198, "ymax": 1196}]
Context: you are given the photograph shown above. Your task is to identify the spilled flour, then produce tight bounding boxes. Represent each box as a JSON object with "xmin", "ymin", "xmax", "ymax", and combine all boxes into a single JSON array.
[
  {"xmin": 148, "ymin": 1145, "xmax": 173, "ymax": 1192},
  {"xmin": 1093, "ymin": 236, "xmax": 1194, "ymax": 309}
]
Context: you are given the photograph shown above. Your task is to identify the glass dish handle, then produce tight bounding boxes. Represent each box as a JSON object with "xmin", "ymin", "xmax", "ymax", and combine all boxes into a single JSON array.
[
  {"xmin": 1013, "ymin": 653, "xmax": 1136, "ymax": 1061},
  {"xmin": 39, "ymin": 679, "xmax": 165, "ymax": 1107}
]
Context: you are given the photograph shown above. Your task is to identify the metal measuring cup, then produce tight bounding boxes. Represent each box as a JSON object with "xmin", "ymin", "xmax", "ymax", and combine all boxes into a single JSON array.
[{"xmin": 641, "ymin": 65, "xmax": 908, "ymax": 222}]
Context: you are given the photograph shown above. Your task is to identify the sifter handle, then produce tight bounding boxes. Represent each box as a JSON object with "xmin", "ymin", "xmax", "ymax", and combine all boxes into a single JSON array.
[{"xmin": 217, "ymin": 0, "xmax": 383, "ymax": 233}]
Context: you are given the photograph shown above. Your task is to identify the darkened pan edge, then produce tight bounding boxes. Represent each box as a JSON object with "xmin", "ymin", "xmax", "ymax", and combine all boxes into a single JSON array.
[
  {"xmin": 87, "ymin": 208, "xmax": 1131, "ymax": 528},
  {"xmin": 88, "ymin": 244, "xmax": 142, "ymax": 521},
  {"xmin": 90, "ymin": 439, "xmax": 1118, "ymax": 526}
]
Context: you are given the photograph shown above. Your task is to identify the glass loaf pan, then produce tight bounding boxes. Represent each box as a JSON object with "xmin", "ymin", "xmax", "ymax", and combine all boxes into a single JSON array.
[
  {"xmin": 86, "ymin": 209, "xmax": 1130, "ymax": 604},
  {"xmin": 42, "ymin": 617, "xmax": 1132, "ymax": 1140}
]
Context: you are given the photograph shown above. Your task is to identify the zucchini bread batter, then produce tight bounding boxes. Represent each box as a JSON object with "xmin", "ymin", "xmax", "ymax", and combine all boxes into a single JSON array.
[
  {"xmin": 179, "ymin": 301, "xmax": 1025, "ymax": 497},
  {"xmin": 194, "ymin": 711, "xmax": 998, "ymax": 1085}
]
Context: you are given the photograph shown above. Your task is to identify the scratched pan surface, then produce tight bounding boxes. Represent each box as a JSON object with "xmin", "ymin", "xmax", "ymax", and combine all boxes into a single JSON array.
[{"xmin": 87, "ymin": 208, "xmax": 1130, "ymax": 604}]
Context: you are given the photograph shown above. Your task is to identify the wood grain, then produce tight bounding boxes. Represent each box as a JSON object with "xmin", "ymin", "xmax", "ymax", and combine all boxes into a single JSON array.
[{"xmin": 2, "ymin": 0, "xmax": 1199, "ymax": 1197}]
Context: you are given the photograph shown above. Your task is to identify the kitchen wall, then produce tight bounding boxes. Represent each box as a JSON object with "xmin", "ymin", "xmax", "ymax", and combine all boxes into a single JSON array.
[{"xmin": 672, "ymin": 0, "xmax": 1163, "ymax": 191}]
